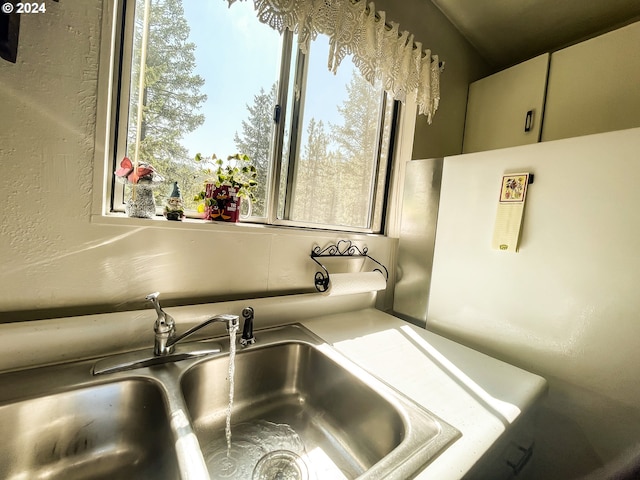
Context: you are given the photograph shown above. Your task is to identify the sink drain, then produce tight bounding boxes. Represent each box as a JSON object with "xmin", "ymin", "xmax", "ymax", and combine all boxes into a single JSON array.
[{"xmin": 252, "ymin": 450, "xmax": 309, "ymax": 480}]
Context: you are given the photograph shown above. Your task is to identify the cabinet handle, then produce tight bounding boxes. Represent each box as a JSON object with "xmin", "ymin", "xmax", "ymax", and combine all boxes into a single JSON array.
[
  {"xmin": 506, "ymin": 444, "xmax": 534, "ymax": 475},
  {"xmin": 524, "ymin": 110, "xmax": 534, "ymax": 132}
]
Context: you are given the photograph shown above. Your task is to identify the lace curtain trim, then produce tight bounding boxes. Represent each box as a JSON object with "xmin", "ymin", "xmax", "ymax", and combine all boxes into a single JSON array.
[{"xmin": 225, "ymin": 0, "xmax": 443, "ymax": 123}]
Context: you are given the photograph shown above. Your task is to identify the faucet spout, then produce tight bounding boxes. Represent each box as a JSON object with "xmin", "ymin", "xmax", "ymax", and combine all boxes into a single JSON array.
[{"xmin": 166, "ymin": 314, "xmax": 239, "ymax": 351}]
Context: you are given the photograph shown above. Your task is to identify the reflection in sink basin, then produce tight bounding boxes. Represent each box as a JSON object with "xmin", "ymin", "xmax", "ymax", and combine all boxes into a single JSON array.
[
  {"xmin": 0, "ymin": 379, "xmax": 179, "ymax": 480},
  {"xmin": 181, "ymin": 334, "xmax": 460, "ymax": 479}
]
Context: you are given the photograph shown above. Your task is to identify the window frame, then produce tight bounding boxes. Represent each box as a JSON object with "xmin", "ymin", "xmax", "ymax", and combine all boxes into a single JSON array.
[{"xmin": 105, "ymin": 0, "xmax": 397, "ymax": 235}]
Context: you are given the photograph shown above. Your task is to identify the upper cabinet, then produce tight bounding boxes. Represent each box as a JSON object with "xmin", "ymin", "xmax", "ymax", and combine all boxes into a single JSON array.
[
  {"xmin": 462, "ymin": 54, "xmax": 549, "ymax": 154},
  {"xmin": 542, "ymin": 21, "xmax": 640, "ymax": 142},
  {"xmin": 462, "ymin": 21, "xmax": 640, "ymax": 153}
]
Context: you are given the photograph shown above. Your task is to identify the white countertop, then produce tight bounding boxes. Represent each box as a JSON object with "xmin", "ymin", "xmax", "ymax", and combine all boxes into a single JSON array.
[{"xmin": 301, "ymin": 308, "xmax": 547, "ymax": 479}]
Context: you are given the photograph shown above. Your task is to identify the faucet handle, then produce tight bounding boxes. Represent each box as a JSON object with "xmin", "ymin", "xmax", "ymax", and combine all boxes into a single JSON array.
[
  {"xmin": 145, "ymin": 292, "xmax": 161, "ymax": 314},
  {"xmin": 146, "ymin": 292, "xmax": 175, "ymax": 333},
  {"xmin": 145, "ymin": 291, "xmax": 160, "ymax": 302}
]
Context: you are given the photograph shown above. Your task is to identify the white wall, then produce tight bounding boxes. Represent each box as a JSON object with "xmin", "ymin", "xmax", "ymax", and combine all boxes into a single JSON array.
[
  {"xmin": 428, "ymin": 127, "xmax": 640, "ymax": 477},
  {"xmin": 0, "ymin": 1, "xmax": 396, "ymax": 320}
]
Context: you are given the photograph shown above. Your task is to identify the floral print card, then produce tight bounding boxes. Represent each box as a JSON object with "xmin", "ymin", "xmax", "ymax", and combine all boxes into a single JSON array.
[{"xmin": 499, "ymin": 174, "xmax": 529, "ymax": 203}]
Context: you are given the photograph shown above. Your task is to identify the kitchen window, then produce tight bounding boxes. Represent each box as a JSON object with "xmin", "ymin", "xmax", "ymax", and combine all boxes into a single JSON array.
[{"xmin": 111, "ymin": 0, "xmax": 395, "ymax": 232}]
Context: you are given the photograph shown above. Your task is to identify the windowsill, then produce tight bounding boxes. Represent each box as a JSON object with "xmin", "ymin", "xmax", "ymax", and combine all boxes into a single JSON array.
[{"xmin": 91, "ymin": 212, "xmax": 386, "ymax": 239}]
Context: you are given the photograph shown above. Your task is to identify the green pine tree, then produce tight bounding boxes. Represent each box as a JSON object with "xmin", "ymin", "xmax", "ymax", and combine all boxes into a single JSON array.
[
  {"xmin": 127, "ymin": 0, "xmax": 207, "ymax": 207},
  {"xmin": 292, "ymin": 118, "xmax": 335, "ymax": 223},
  {"xmin": 329, "ymin": 72, "xmax": 382, "ymax": 226},
  {"xmin": 233, "ymin": 84, "xmax": 277, "ymax": 216}
]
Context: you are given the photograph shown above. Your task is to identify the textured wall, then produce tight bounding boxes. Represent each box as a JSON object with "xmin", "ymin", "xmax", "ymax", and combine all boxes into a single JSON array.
[
  {"xmin": 0, "ymin": 1, "xmax": 396, "ymax": 320},
  {"xmin": 0, "ymin": 1, "xmax": 103, "ymax": 314}
]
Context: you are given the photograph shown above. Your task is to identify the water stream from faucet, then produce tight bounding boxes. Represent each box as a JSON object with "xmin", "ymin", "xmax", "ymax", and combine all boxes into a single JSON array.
[
  {"xmin": 225, "ymin": 323, "xmax": 239, "ymax": 454},
  {"xmin": 207, "ymin": 324, "xmax": 310, "ymax": 480}
]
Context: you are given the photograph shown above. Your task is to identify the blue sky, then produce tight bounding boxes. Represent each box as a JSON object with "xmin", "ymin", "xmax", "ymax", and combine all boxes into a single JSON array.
[
  {"xmin": 181, "ymin": 0, "xmax": 281, "ymax": 158},
  {"xmin": 180, "ymin": 0, "xmax": 354, "ymax": 159}
]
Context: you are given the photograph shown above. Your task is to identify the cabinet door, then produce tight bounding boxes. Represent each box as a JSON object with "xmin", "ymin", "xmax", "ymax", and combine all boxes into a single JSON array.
[
  {"xmin": 542, "ymin": 21, "xmax": 640, "ymax": 142},
  {"xmin": 462, "ymin": 53, "xmax": 549, "ymax": 153}
]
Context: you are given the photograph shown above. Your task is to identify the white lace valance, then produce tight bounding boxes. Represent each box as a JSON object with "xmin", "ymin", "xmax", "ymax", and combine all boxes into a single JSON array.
[{"xmin": 225, "ymin": 0, "xmax": 444, "ymax": 123}]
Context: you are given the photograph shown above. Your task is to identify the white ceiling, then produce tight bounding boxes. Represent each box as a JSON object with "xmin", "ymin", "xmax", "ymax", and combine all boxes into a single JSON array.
[{"xmin": 431, "ymin": 0, "xmax": 640, "ymax": 69}]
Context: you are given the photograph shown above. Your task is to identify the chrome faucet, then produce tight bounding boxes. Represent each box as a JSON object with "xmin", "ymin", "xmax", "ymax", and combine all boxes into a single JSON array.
[
  {"xmin": 146, "ymin": 292, "xmax": 239, "ymax": 356},
  {"xmin": 93, "ymin": 293, "xmax": 247, "ymax": 375}
]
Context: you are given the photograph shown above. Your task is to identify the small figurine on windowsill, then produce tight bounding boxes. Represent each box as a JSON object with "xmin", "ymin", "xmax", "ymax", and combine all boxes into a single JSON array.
[
  {"xmin": 115, "ymin": 157, "xmax": 164, "ymax": 218},
  {"xmin": 164, "ymin": 182, "xmax": 185, "ymax": 221},
  {"xmin": 115, "ymin": 157, "xmax": 164, "ymax": 186}
]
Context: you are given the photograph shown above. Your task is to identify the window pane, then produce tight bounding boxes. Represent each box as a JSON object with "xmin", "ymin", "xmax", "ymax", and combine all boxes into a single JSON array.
[
  {"xmin": 287, "ymin": 35, "xmax": 385, "ymax": 229},
  {"xmin": 276, "ymin": 49, "xmax": 298, "ymax": 221},
  {"xmin": 117, "ymin": 1, "xmax": 391, "ymax": 231},
  {"xmin": 125, "ymin": 0, "xmax": 282, "ymax": 216}
]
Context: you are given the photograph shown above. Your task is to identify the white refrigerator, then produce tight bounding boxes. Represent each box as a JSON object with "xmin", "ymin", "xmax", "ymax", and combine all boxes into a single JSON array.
[{"xmin": 421, "ymin": 127, "xmax": 640, "ymax": 476}]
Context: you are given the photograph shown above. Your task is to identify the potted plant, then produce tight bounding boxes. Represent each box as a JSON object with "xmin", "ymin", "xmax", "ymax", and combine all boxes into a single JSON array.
[{"xmin": 194, "ymin": 153, "xmax": 258, "ymax": 222}]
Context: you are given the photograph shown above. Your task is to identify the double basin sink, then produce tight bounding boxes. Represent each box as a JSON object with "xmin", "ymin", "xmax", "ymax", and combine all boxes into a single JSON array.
[{"xmin": 0, "ymin": 324, "xmax": 460, "ymax": 479}]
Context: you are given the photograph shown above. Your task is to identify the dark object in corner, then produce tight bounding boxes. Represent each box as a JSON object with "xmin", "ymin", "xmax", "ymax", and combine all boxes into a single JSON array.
[
  {"xmin": 0, "ymin": 3, "xmax": 19, "ymax": 63},
  {"xmin": 0, "ymin": 0, "xmax": 59, "ymax": 63}
]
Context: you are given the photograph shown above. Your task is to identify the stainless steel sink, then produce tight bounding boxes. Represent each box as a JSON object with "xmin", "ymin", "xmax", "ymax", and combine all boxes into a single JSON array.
[
  {"xmin": 0, "ymin": 323, "xmax": 460, "ymax": 480},
  {"xmin": 0, "ymin": 379, "xmax": 178, "ymax": 480},
  {"xmin": 181, "ymin": 325, "xmax": 460, "ymax": 479}
]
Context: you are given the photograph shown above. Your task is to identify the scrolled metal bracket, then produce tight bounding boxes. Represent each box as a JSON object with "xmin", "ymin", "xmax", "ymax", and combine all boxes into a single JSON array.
[{"xmin": 310, "ymin": 240, "xmax": 389, "ymax": 293}]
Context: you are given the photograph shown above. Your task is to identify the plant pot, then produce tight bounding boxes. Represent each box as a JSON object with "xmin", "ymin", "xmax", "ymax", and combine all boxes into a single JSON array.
[{"xmin": 204, "ymin": 184, "xmax": 242, "ymax": 222}]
